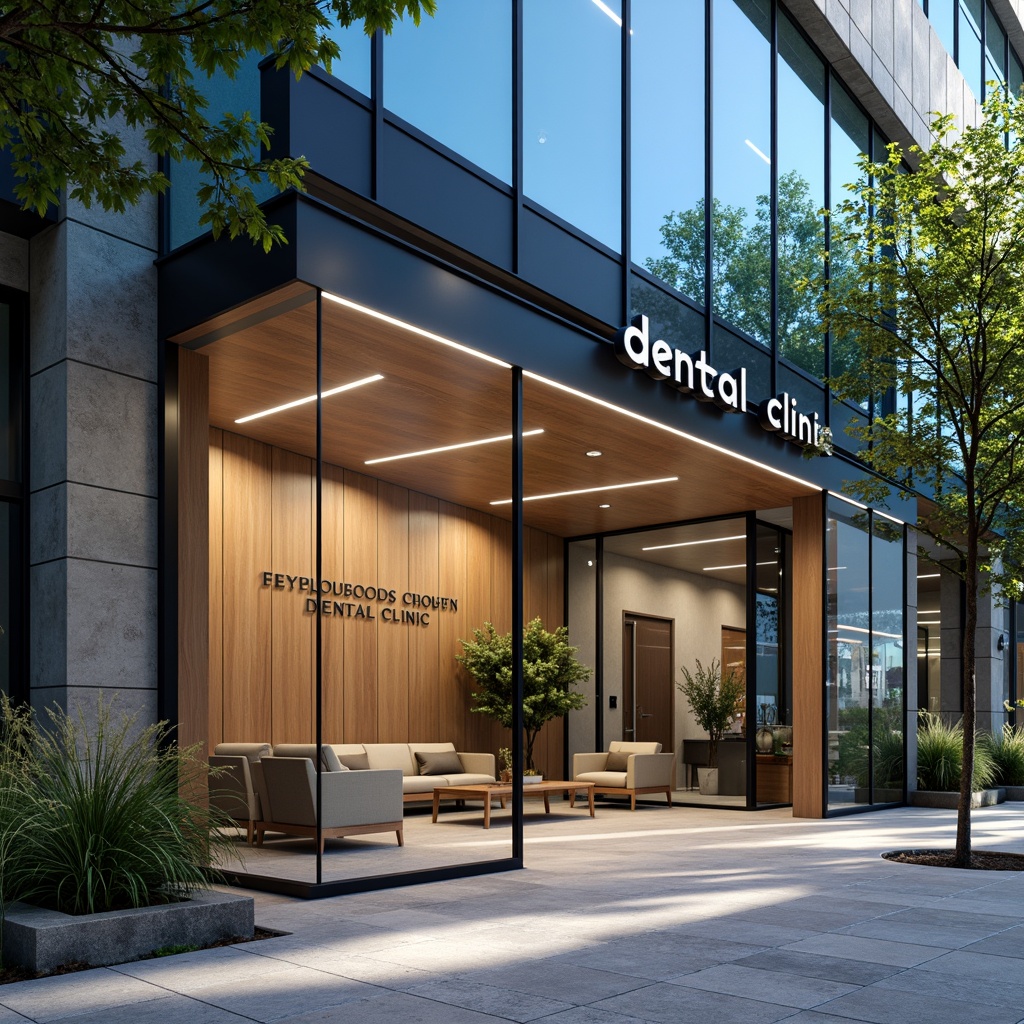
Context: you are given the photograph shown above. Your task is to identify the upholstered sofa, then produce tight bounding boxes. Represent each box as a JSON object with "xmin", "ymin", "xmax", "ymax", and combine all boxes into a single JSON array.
[
  {"xmin": 252, "ymin": 744, "xmax": 404, "ymax": 851},
  {"xmin": 328, "ymin": 742, "xmax": 496, "ymax": 802},
  {"xmin": 208, "ymin": 742, "xmax": 272, "ymax": 843},
  {"xmin": 571, "ymin": 740, "xmax": 676, "ymax": 810}
]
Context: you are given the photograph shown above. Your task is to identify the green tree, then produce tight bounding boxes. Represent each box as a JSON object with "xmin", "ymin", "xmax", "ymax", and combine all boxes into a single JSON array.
[
  {"xmin": 818, "ymin": 88, "xmax": 1024, "ymax": 867},
  {"xmin": 645, "ymin": 171, "xmax": 831, "ymax": 377},
  {"xmin": 457, "ymin": 618, "xmax": 590, "ymax": 772},
  {"xmin": 0, "ymin": 0, "xmax": 435, "ymax": 250}
]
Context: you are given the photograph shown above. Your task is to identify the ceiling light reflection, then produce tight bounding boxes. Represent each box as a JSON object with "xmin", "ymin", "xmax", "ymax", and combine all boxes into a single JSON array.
[
  {"xmin": 490, "ymin": 476, "xmax": 678, "ymax": 506},
  {"xmin": 365, "ymin": 429, "xmax": 544, "ymax": 465},
  {"xmin": 234, "ymin": 374, "xmax": 383, "ymax": 424}
]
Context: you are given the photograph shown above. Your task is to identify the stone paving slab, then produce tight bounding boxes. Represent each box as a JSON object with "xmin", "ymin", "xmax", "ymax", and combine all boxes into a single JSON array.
[{"xmin": 3, "ymin": 805, "xmax": 1024, "ymax": 1024}]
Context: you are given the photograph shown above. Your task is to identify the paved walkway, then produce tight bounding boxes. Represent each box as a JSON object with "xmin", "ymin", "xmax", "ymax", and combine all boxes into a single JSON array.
[{"xmin": 2, "ymin": 803, "xmax": 1024, "ymax": 1023}]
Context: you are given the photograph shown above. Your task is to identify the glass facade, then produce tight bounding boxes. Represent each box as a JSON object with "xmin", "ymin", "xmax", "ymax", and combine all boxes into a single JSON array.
[
  {"xmin": 826, "ymin": 497, "xmax": 906, "ymax": 811},
  {"xmin": 923, "ymin": 0, "xmax": 1024, "ymax": 99}
]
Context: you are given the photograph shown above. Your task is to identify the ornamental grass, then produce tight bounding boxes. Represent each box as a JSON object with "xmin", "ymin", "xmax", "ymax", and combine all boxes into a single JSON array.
[
  {"xmin": 981, "ymin": 724, "xmax": 1024, "ymax": 787},
  {"xmin": 0, "ymin": 694, "xmax": 234, "ymax": 919},
  {"xmin": 916, "ymin": 712, "xmax": 995, "ymax": 792}
]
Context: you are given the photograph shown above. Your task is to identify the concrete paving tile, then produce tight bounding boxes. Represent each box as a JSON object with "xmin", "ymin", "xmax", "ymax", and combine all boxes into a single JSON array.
[
  {"xmin": 871, "ymin": 965, "xmax": 1024, "ymax": 1009},
  {"xmin": 960, "ymin": 924, "xmax": 1024, "ymax": 958},
  {"xmin": 247, "ymin": 949, "xmax": 434, "ymax": 989},
  {"xmin": 732, "ymin": 950, "xmax": 901, "ymax": 986},
  {"xmin": 670, "ymin": 918, "xmax": 821, "ymax": 945},
  {"xmin": 781, "ymin": 933, "xmax": 947, "ymax": 967},
  {"xmin": 269, "ymin": 989, "xmax": 508, "ymax": 1024},
  {"xmin": 810, "ymin": 985, "xmax": 1021, "ymax": 1024},
  {"xmin": 183, "ymin": 966, "xmax": 383, "ymax": 1022},
  {"xmin": 592, "ymin": 981, "xmax": 795, "ymax": 1023},
  {"xmin": 0, "ymin": 969, "xmax": 166, "ymax": 1022},
  {"xmin": 666, "ymin": 963, "xmax": 859, "ymax": 1009},
  {"xmin": 364, "ymin": 937, "xmax": 545, "ymax": 974},
  {"xmin": 836, "ymin": 914, "xmax": 1011, "ymax": 949},
  {"xmin": 0, "ymin": 1006, "xmax": 34, "ymax": 1024},
  {"xmin": 112, "ymin": 944, "xmax": 298, "ymax": 988},
  {"xmin": 41, "ymin": 993, "xmax": 251, "ymax": 1024},
  {"xmin": 534, "ymin": 1007, "xmax": 656, "ymax": 1024},
  {"xmin": 405, "ymin": 979, "xmax": 574, "ymax": 1022},
  {"xmin": 915, "ymin": 949, "xmax": 1024, "ymax": 981},
  {"xmin": 461, "ymin": 960, "xmax": 649, "ymax": 1003}
]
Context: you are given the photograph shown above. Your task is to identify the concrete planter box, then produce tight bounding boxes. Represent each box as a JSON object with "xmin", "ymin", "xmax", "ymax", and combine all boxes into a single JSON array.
[
  {"xmin": 1004, "ymin": 786, "xmax": 1024, "ymax": 801},
  {"xmin": 909, "ymin": 788, "xmax": 1005, "ymax": 809},
  {"xmin": 2, "ymin": 889, "xmax": 254, "ymax": 972}
]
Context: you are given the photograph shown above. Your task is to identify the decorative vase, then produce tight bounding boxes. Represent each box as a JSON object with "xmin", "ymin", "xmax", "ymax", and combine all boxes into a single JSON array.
[
  {"xmin": 755, "ymin": 726, "xmax": 774, "ymax": 754},
  {"xmin": 499, "ymin": 769, "xmax": 513, "ymax": 784},
  {"xmin": 523, "ymin": 774, "xmax": 544, "ymax": 785},
  {"xmin": 697, "ymin": 766, "xmax": 718, "ymax": 795}
]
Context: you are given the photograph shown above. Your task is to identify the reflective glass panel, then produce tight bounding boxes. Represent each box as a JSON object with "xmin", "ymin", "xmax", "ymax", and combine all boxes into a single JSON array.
[
  {"xmin": 324, "ymin": 17, "xmax": 371, "ymax": 95},
  {"xmin": 777, "ymin": 14, "xmax": 826, "ymax": 379},
  {"xmin": 631, "ymin": 0, "xmax": 706, "ymax": 305},
  {"xmin": 827, "ymin": 501, "xmax": 871, "ymax": 810},
  {"xmin": 916, "ymin": 568, "xmax": 942, "ymax": 714},
  {"xmin": 0, "ymin": 502, "xmax": 10, "ymax": 697},
  {"xmin": 567, "ymin": 539, "xmax": 599, "ymax": 763},
  {"xmin": 959, "ymin": 0, "xmax": 983, "ymax": 99},
  {"xmin": 712, "ymin": 0, "xmax": 771, "ymax": 345},
  {"xmin": 524, "ymin": 0, "xmax": 622, "ymax": 249},
  {"xmin": 871, "ymin": 518, "xmax": 905, "ymax": 800},
  {"xmin": 0, "ymin": 302, "xmax": 13, "ymax": 481},
  {"xmin": 385, "ymin": 0, "xmax": 511, "ymax": 181},
  {"xmin": 829, "ymin": 81, "xmax": 870, "ymax": 392},
  {"xmin": 930, "ymin": 0, "xmax": 956, "ymax": 61},
  {"xmin": 985, "ymin": 4, "xmax": 1007, "ymax": 90}
]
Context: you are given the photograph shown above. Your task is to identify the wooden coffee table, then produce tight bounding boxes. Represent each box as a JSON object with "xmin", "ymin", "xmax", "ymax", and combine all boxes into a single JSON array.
[{"xmin": 431, "ymin": 781, "xmax": 596, "ymax": 829}]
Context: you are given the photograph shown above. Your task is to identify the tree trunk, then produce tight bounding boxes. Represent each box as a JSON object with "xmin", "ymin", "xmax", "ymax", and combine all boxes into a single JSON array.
[
  {"xmin": 954, "ymin": 534, "xmax": 979, "ymax": 868},
  {"xmin": 524, "ymin": 728, "xmax": 538, "ymax": 772}
]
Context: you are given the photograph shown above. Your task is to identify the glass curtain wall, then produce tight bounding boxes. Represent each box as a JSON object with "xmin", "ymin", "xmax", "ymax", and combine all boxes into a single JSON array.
[
  {"xmin": 826, "ymin": 496, "xmax": 906, "ymax": 812},
  {"xmin": 203, "ymin": 291, "xmax": 519, "ymax": 892}
]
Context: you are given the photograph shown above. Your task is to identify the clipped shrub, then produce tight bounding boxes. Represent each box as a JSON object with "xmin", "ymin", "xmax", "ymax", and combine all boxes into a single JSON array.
[
  {"xmin": 0, "ymin": 694, "xmax": 234, "ymax": 917},
  {"xmin": 916, "ymin": 712, "xmax": 996, "ymax": 792},
  {"xmin": 981, "ymin": 725, "xmax": 1024, "ymax": 787}
]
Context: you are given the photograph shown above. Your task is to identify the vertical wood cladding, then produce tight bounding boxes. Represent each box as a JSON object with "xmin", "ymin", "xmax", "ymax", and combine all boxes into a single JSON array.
[{"xmin": 208, "ymin": 430, "xmax": 566, "ymax": 774}]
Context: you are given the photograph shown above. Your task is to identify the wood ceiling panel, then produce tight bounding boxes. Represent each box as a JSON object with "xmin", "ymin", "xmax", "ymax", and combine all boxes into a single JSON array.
[{"xmin": 195, "ymin": 294, "xmax": 817, "ymax": 539}]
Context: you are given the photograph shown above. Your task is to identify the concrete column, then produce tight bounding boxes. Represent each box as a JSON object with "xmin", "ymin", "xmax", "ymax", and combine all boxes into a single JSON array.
[{"xmin": 26, "ymin": 178, "xmax": 159, "ymax": 731}]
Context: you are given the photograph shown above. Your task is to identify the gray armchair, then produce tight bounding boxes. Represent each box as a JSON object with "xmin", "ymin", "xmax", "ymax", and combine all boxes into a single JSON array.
[
  {"xmin": 571, "ymin": 741, "xmax": 676, "ymax": 810},
  {"xmin": 208, "ymin": 742, "xmax": 271, "ymax": 844},
  {"xmin": 253, "ymin": 754, "xmax": 404, "ymax": 852}
]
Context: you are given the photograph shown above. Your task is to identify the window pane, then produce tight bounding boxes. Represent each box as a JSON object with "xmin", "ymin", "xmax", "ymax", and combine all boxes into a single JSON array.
[
  {"xmin": 631, "ymin": 0, "xmax": 706, "ymax": 306},
  {"xmin": 930, "ymin": 0, "xmax": 956, "ymax": 61},
  {"xmin": 959, "ymin": 0, "xmax": 983, "ymax": 99},
  {"xmin": 1011, "ymin": 51, "xmax": 1023, "ymax": 95},
  {"xmin": 985, "ymin": 3, "xmax": 1007, "ymax": 89},
  {"xmin": 712, "ymin": 0, "xmax": 771, "ymax": 346},
  {"xmin": 324, "ymin": 17, "xmax": 372, "ymax": 95},
  {"xmin": 777, "ymin": 13, "xmax": 826, "ymax": 379},
  {"xmin": 829, "ymin": 81, "xmax": 870, "ymax": 392},
  {"xmin": 0, "ymin": 302, "xmax": 12, "ymax": 480},
  {"xmin": 524, "ymin": 0, "xmax": 622, "ymax": 249},
  {"xmin": 0, "ymin": 503, "xmax": 9, "ymax": 696},
  {"xmin": 385, "ymin": 0, "xmax": 511, "ymax": 181},
  {"xmin": 871, "ymin": 518, "xmax": 905, "ymax": 799},
  {"xmin": 827, "ymin": 502, "xmax": 872, "ymax": 810}
]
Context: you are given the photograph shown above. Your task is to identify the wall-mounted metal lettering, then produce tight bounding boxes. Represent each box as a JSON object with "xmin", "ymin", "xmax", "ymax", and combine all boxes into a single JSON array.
[{"xmin": 259, "ymin": 572, "xmax": 458, "ymax": 627}]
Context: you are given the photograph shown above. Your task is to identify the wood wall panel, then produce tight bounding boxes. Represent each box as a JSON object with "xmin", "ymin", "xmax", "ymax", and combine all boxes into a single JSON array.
[
  {"xmin": 408, "ymin": 492, "xmax": 440, "ymax": 740},
  {"xmin": 221, "ymin": 432, "xmax": 273, "ymax": 742},
  {"xmin": 793, "ymin": 493, "xmax": 825, "ymax": 818},
  {"xmin": 271, "ymin": 448, "xmax": 314, "ymax": 743},
  {"xmin": 208, "ymin": 429, "xmax": 224, "ymax": 751},
  {"xmin": 208, "ymin": 432, "xmax": 567, "ymax": 764},
  {"xmin": 377, "ymin": 482, "xmax": 410, "ymax": 742},
  {"xmin": 343, "ymin": 470, "xmax": 379, "ymax": 741},
  {"xmin": 320, "ymin": 464, "xmax": 345, "ymax": 740}
]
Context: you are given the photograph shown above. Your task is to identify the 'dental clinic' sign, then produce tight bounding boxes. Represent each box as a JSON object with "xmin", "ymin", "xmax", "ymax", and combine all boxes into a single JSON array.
[{"xmin": 614, "ymin": 314, "xmax": 825, "ymax": 450}]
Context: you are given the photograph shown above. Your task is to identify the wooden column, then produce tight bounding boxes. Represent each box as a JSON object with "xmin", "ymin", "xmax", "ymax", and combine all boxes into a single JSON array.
[
  {"xmin": 177, "ymin": 348, "xmax": 210, "ymax": 752},
  {"xmin": 792, "ymin": 493, "xmax": 825, "ymax": 818}
]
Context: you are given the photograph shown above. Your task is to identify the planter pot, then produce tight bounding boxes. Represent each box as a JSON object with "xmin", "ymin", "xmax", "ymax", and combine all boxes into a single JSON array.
[
  {"xmin": 523, "ymin": 775, "xmax": 544, "ymax": 785},
  {"xmin": 697, "ymin": 767, "xmax": 719, "ymax": 796},
  {"xmin": 909, "ymin": 788, "xmax": 1004, "ymax": 809},
  {"xmin": 2, "ymin": 890, "xmax": 254, "ymax": 972}
]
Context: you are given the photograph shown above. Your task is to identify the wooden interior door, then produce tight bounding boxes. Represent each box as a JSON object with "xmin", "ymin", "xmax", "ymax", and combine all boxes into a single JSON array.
[{"xmin": 622, "ymin": 614, "xmax": 674, "ymax": 751}]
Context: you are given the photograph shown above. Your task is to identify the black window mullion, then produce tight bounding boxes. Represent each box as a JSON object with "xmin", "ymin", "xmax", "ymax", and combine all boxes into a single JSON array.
[
  {"xmin": 705, "ymin": 0, "xmax": 714, "ymax": 362},
  {"xmin": 769, "ymin": 0, "xmax": 778, "ymax": 396},
  {"xmin": 621, "ymin": 0, "xmax": 631, "ymax": 324}
]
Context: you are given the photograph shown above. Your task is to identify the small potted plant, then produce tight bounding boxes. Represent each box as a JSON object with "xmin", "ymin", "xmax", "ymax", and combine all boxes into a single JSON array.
[
  {"xmin": 498, "ymin": 747, "xmax": 513, "ymax": 784},
  {"xmin": 677, "ymin": 658, "xmax": 744, "ymax": 795}
]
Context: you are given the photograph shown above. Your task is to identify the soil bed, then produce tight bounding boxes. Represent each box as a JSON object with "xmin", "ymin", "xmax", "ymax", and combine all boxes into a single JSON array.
[
  {"xmin": 883, "ymin": 849, "xmax": 1024, "ymax": 870},
  {"xmin": 0, "ymin": 926, "xmax": 283, "ymax": 986}
]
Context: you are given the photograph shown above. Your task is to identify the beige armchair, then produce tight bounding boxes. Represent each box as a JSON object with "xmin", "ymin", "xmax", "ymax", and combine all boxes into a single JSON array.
[
  {"xmin": 208, "ymin": 742, "xmax": 272, "ymax": 844},
  {"xmin": 570, "ymin": 741, "xmax": 676, "ymax": 810},
  {"xmin": 253, "ymin": 753, "xmax": 404, "ymax": 853}
]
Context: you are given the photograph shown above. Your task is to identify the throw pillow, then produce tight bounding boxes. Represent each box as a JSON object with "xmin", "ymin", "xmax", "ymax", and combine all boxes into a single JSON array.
[
  {"xmin": 415, "ymin": 750, "xmax": 463, "ymax": 776},
  {"xmin": 605, "ymin": 750, "xmax": 631, "ymax": 772},
  {"xmin": 338, "ymin": 751, "xmax": 370, "ymax": 771}
]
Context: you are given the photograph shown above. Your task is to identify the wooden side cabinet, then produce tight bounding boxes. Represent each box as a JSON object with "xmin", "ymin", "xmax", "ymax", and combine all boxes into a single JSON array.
[{"xmin": 756, "ymin": 754, "xmax": 793, "ymax": 804}]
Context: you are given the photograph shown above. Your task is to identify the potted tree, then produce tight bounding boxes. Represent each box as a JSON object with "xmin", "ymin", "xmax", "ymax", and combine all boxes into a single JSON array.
[
  {"xmin": 457, "ymin": 618, "xmax": 590, "ymax": 775},
  {"xmin": 677, "ymin": 658, "xmax": 744, "ymax": 795}
]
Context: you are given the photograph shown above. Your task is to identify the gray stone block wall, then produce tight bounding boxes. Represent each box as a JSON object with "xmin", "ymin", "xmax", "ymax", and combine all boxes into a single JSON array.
[{"xmin": 25, "ymin": 161, "xmax": 159, "ymax": 728}]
